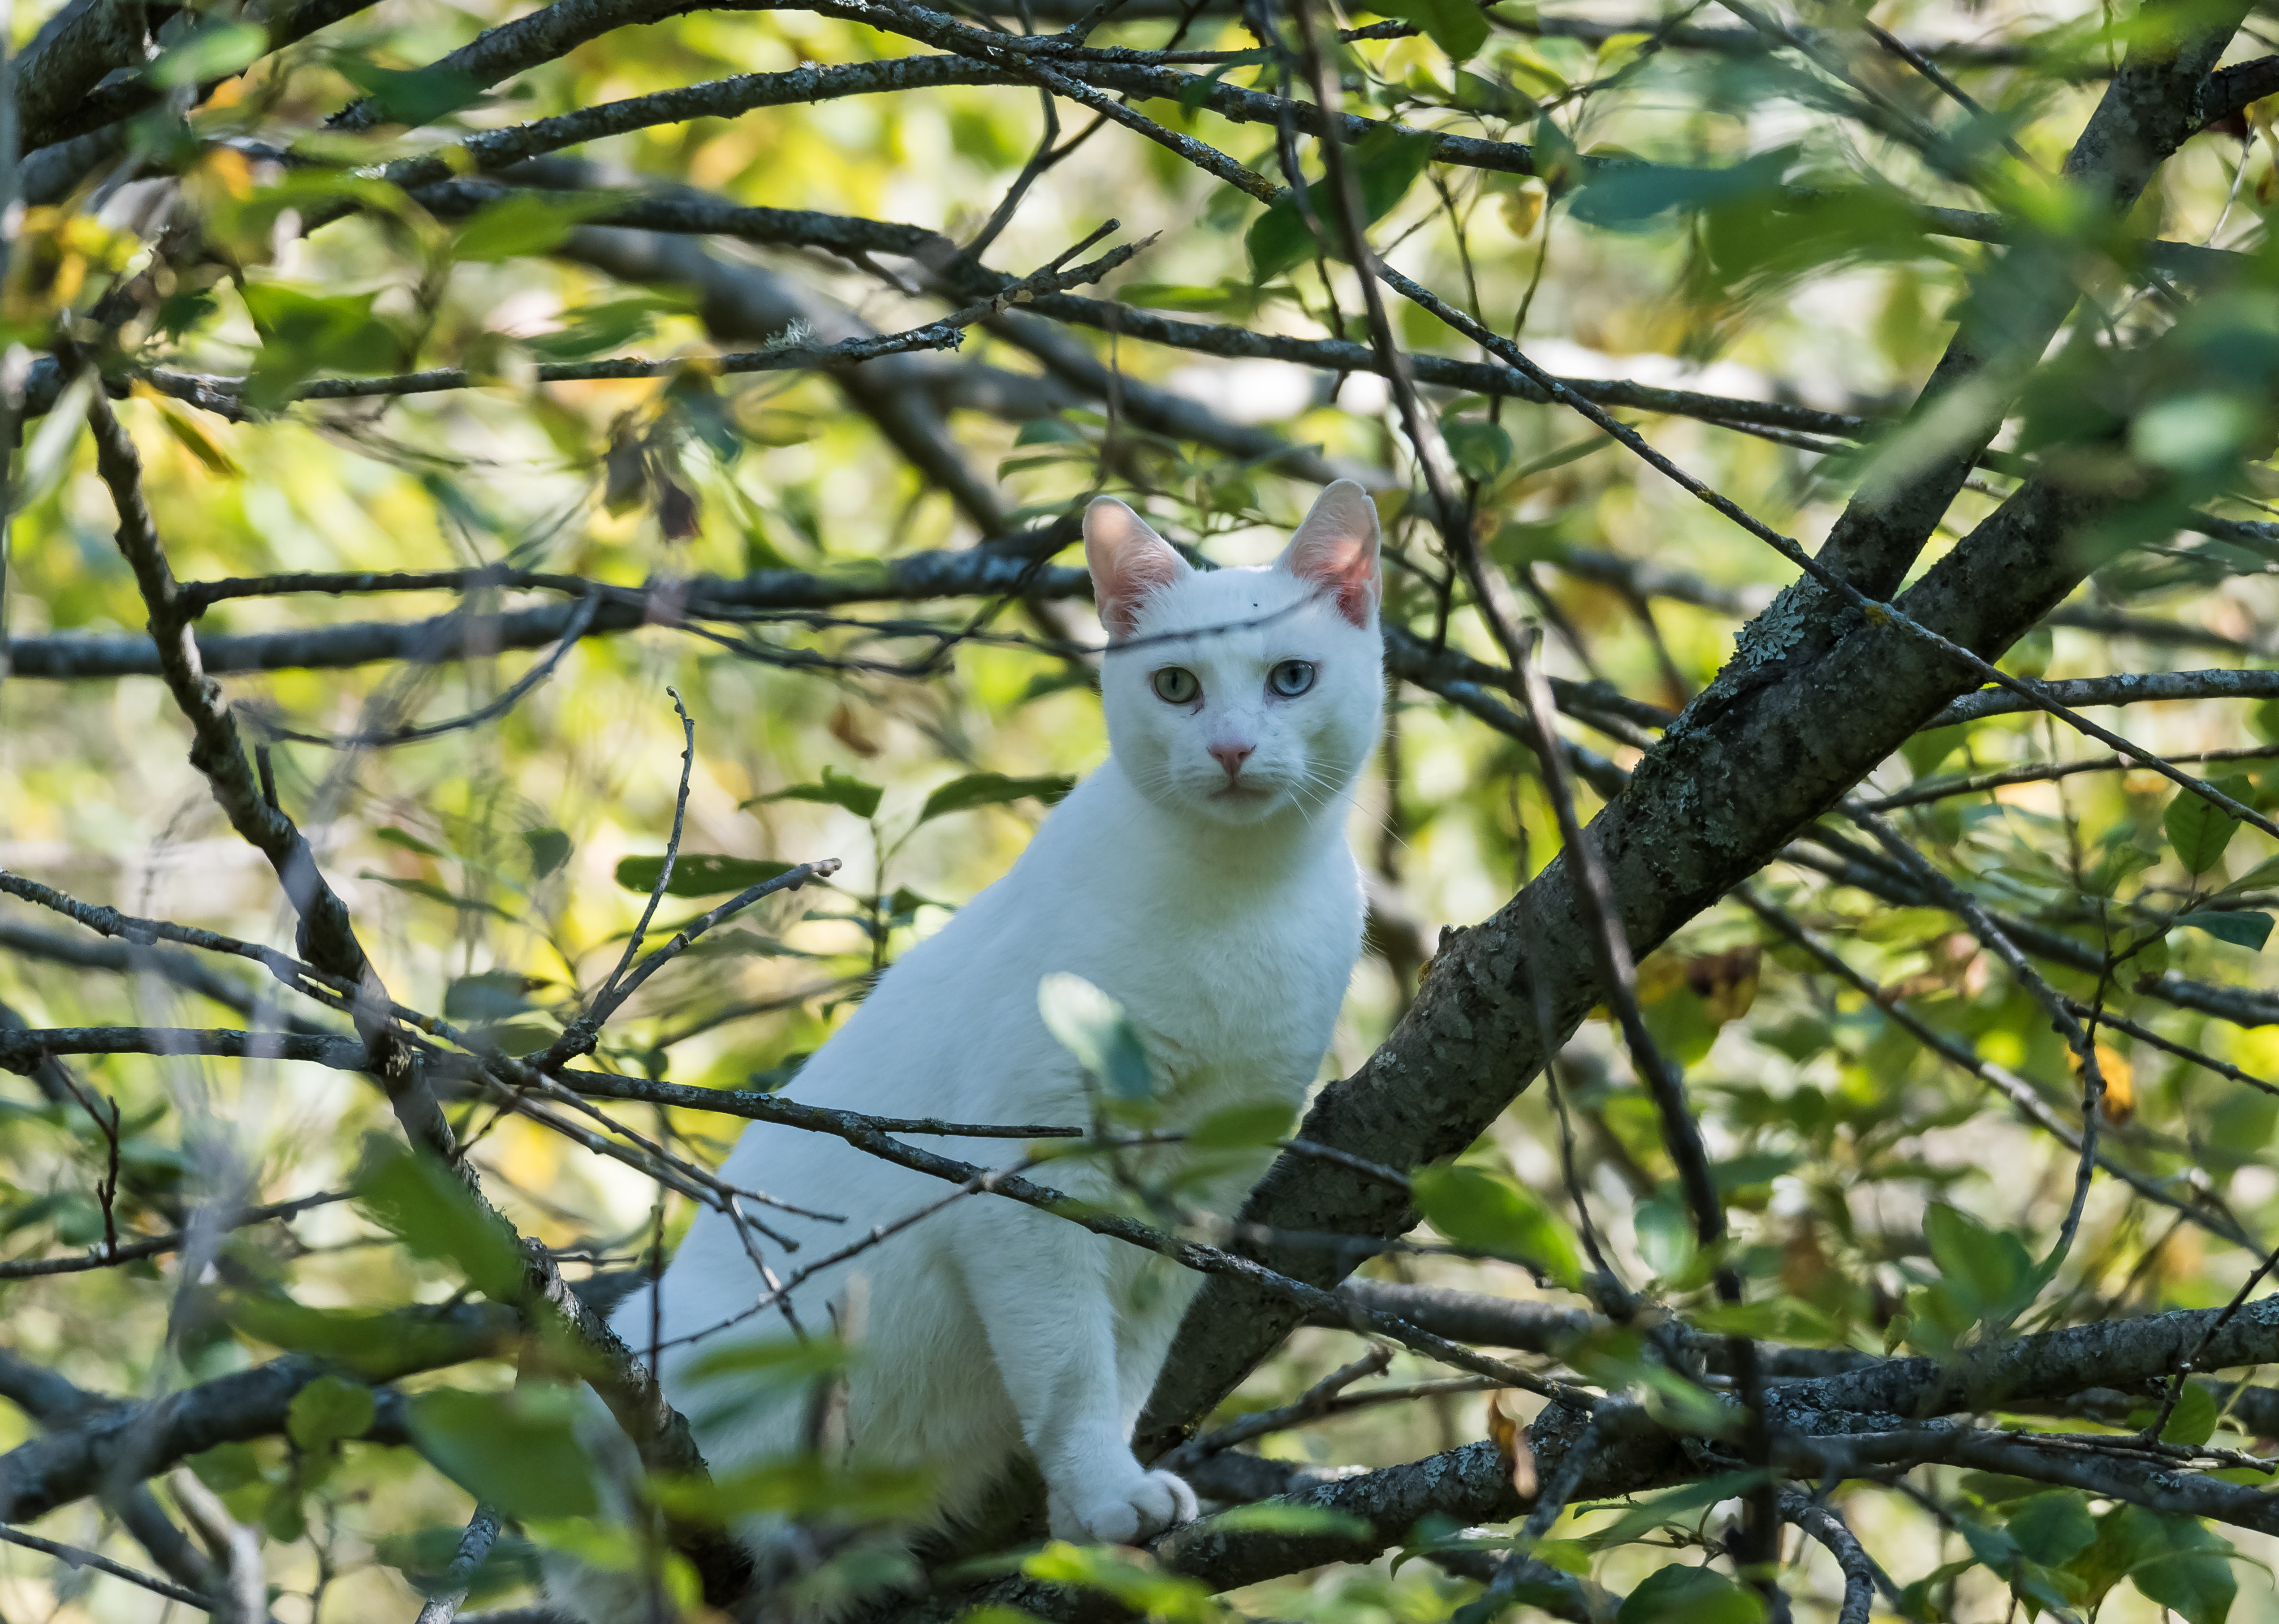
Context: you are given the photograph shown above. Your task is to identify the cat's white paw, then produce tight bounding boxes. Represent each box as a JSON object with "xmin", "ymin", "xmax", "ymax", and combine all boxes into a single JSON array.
[{"xmin": 1048, "ymin": 1468, "xmax": 1199, "ymax": 1545}]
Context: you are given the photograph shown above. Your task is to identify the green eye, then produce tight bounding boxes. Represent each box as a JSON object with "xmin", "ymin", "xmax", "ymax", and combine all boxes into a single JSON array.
[
  {"xmin": 1152, "ymin": 667, "xmax": 1200, "ymax": 704},
  {"xmin": 1268, "ymin": 660, "xmax": 1316, "ymax": 698}
]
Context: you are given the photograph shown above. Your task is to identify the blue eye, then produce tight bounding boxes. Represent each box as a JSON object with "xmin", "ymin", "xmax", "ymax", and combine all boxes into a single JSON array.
[
  {"xmin": 1152, "ymin": 667, "xmax": 1200, "ymax": 704},
  {"xmin": 1268, "ymin": 660, "xmax": 1316, "ymax": 698}
]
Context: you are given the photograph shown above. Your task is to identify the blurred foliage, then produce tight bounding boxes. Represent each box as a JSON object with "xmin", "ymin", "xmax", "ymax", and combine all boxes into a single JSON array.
[{"xmin": 3, "ymin": 0, "xmax": 2279, "ymax": 1615}]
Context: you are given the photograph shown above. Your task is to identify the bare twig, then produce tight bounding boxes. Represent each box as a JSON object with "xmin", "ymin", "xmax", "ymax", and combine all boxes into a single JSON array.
[
  {"xmin": 413, "ymin": 1505, "xmax": 501, "ymax": 1624},
  {"xmin": 0, "ymin": 1190, "xmax": 348, "ymax": 1280},
  {"xmin": 0, "ymin": 1523, "xmax": 213, "ymax": 1610},
  {"xmin": 1373, "ymin": 264, "xmax": 2279, "ymax": 845}
]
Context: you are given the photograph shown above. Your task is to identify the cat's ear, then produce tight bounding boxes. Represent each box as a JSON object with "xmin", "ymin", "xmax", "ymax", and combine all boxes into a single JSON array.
[
  {"xmin": 1085, "ymin": 496, "xmax": 1189, "ymax": 642},
  {"xmin": 1278, "ymin": 479, "xmax": 1381, "ymax": 628}
]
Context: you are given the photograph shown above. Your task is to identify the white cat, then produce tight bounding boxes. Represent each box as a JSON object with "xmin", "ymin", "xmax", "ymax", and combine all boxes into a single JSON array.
[{"xmin": 549, "ymin": 480, "xmax": 1384, "ymax": 1617}]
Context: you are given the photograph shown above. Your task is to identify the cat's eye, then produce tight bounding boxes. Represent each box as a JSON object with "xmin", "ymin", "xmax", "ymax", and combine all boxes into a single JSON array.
[
  {"xmin": 1268, "ymin": 660, "xmax": 1316, "ymax": 698},
  {"xmin": 1152, "ymin": 667, "xmax": 1200, "ymax": 705}
]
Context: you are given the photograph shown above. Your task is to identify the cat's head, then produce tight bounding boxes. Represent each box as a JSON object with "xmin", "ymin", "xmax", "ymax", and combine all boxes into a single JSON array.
[{"xmin": 1085, "ymin": 480, "xmax": 1385, "ymax": 829}]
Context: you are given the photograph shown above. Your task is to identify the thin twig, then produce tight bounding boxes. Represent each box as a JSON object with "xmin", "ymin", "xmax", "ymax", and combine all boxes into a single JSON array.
[
  {"xmin": 1371, "ymin": 263, "xmax": 2279, "ymax": 845},
  {"xmin": 0, "ymin": 1524, "xmax": 212, "ymax": 1610}
]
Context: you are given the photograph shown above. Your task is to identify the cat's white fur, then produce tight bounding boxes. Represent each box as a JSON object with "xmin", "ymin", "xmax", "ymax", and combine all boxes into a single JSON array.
[{"xmin": 548, "ymin": 481, "xmax": 1384, "ymax": 1616}]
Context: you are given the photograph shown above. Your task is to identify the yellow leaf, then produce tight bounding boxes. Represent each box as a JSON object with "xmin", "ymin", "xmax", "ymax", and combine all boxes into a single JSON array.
[
  {"xmin": 1499, "ymin": 182, "xmax": 1546, "ymax": 238},
  {"xmin": 2069, "ymin": 1042, "xmax": 2135, "ymax": 1124}
]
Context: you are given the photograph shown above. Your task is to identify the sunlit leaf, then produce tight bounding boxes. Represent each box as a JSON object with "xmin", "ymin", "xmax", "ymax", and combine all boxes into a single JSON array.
[
  {"xmin": 2178, "ymin": 909, "xmax": 2273, "ymax": 951},
  {"xmin": 613, "ymin": 854, "xmax": 795, "ymax": 896},
  {"xmin": 1411, "ymin": 1163, "xmax": 1582, "ymax": 1288},
  {"xmin": 1614, "ymin": 1561, "xmax": 1765, "ymax": 1623},
  {"xmin": 919, "ymin": 772, "xmax": 1076, "ymax": 823},
  {"xmin": 408, "ymin": 1386, "xmax": 599, "ymax": 1518},
  {"xmin": 2007, "ymin": 1491, "xmax": 2096, "ymax": 1567},
  {"xmin": 1368, "ymin": 0, "xmax": 1488, "ymax": 61},
  {"xmin": 1442, "ymin": 419, "xmax": 1514, "ymax": 482},
  {"xmin": 373, "ymin": 826, "xmax": 449, "ymax": 858},
  {"xmin": 1037, "ymin": 973, "xmax": 1154, "ymax": 1100},
  {"xmin": 151, "ymin": 22, "xmax": 269, "ymax": 87},
  {"xmin": 453, "ymin": 193, "xmax": 617, "ymax": 262},
  {"xmin": 357, "ymin": 1144, "xmax": 525, "ymax": 1301},
  {"xmin": 2166, "ymin": 783, "xmax": 2245, "ymax": 873},
  {"xmin": 287, "ymin": 1375, "xmax": 377, "ymax": 1455},
  {"xmin": 757, "ymin": 767, "xmax": 885, "ymax": 820},
  {"xmin": 522, "ymin": 827, "xmax": 572, "ymax": 878},
  {"xmin": 1187, "ymin": 1100, "xmax": 1297, "ymax": 1149},
  {"xmin": 334, "ymin": 55, "xmax": 486, "ymax": 126},
  {"xmin": 1200, "ymin": 1503, "xmax": 1373, "ymax": 1537}
]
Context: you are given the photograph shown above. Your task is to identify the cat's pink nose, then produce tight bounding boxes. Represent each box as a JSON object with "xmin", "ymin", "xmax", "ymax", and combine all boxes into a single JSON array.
[{"xmin": 1209, "ymin": 742, "xmax": 1254, "ymax": 778}]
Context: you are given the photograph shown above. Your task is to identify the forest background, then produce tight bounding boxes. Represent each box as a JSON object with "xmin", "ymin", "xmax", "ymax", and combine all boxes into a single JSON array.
[{"xmin": 4, "ymin": 0, "xmax": 2279, "ymax": 1617}]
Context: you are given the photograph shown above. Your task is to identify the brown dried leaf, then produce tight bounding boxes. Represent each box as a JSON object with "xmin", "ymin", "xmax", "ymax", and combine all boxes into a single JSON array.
[
  {"xmin": 2070, "ymin": 1042, "xmax": 2136, "ymax": 1124},
  {"xmin": 1486, "ymin": 1390, "xmax": 1537, "ymax": 1498},
  {"xmin": 828, "ymin": 702, "xmax": 881, "ymax": 759},
  {"xmin": 602, "ymin": 415, "xmax": 647, "ymax": 513},
  {"xmin": 655, "ymin": 471, "xmax": 701, "ymax": 541},
  {"xmin": 1684, "ymin": 944, "xmax": 1761, "ymax": 1023}
]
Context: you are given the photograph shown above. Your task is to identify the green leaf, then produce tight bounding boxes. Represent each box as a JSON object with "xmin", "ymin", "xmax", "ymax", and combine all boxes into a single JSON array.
[
  {"xmin": 334, "ymin": 56, "xmax": 486, "ymax": 126},
  {"xmin": 1633, "ymin": 1197, "xmax": 1696, "ymax": 1279},
  {"xmin": 1442, "ymin": 419, "xmax": 1514, "ymax": 482},
  {"xmin": 2167, "ymin": 784, "xmax": 2245, "ymax": 873},
  {"xmin": 515, "ymin": 293, "xmax": 689, "ymax": 363},
  {"xmin": 1246, "ymin": 127, "xmax": 1437, "ymax": 281},
  {"xmin": 1037, "ymin": 973, "xmax": 1154, "ymax": 1100},
  {"xmin": 408, "ymin": 1386, "xmax": 599, "ymax": 1518},
  {"xmin": 1207, "ymin": 1503, "xmax": 1373, "ymax": 1537},
  {"xmin": 919, "ymin": 772, "xmax": 1076, "ymax": 823},
  {"xmin": 220, "ymin": 1296, "xmax": 499, "ymax": 1380},
  {"xmin": 2007, "ymin": 1491, "xmax": 2097, "ymax": 1567},
  {"xmin": 1245, "ymin": 202, "xmax": 1321, "ymax": 284},
  {"xmin": 613, "ymin": 854, "xmax": 794, "ymax": 897},
  {"xmin": 1022, "ymin": 1544, "xmax": 1214, "ymax": 1621},
  {"xmin": 758, "ymin": 767, "xmax": 884, "ymax": 820},
  {"xmin": 241, "ymin": 283, "xmax": 402, "ymax": 407},
  {"xmin": 522, "ymin": 827, "xmax": 571, "ymax": 879},
  {"xmin": 1580, "ymin": 1472, "xmax": 1771, "ymax": 1551},
  {"xmin": 1923, "ymin": 1202, "xmax": 2036, "ymax": 1319},
  {"xmin": 443, "ymin": 971, "xmax": 538, "ymax": 1022},
  {"xmin": 1571, "ymin": 149, "xmax": 1790, "ymax": 232},
  {"xmin": 373, "ymin": 825, "xmax": 449, "ymax": 858},
  {"xmin": 1187, "ymin": 1100, "xmax": 1297, "ymax": 1150},
  {"xmin": 1115, "ymin": 282, "xmax": 1259, "ymax": 315},
  {"xmin": 150, "ymin": 22, "xmax": 269, "ymax": 87},
  {"xmin": 1614, "ymin": 1562, "xmax": 1766, "ymax": 1624},
  {"xmin": 2219, "ymin": 852, "xmax": 2279, "ymax": 895},
  {"xmin": 1369, "ymin": 0, "xmax": 1489, "ymax": 61},
  {"xmin": 452, "ymin": 193, "xmax": 615, "ymax": 262},
  {"xmin": 2178, "ymin": 909, "xmax": 2273, "ymax": 951},
  {"xmin": 286, "ymin": 1375, "xmax": 377, "ymax": 1456},
  {"xmin": 1632, "ymin": 1364, "xmax": 1739, "ymax": 1437},
  {"xmin": 2160, "ymin": 1381, "xmax": 2223, "ymax": 1447},
  {"xmin": 360, "ymin": 872, "xmax": 523, "ymax": 923},
  {"xmin": 357, "ymin": 1145, "xmax": 525, "ymax": 1301},
  {"xmin": 2132, "ymin": 1550, "xmax": 2237, "ymax": 1624},
  {"xmin": 652, "ymin": 1456, "xmax": 935, "ymax": 1523},
  {"xmin": 188, "ymin": 1441, "xmax": 264, "ymax": 1494},
  {"xmin": 1411, "ymin": 1163, "xmax": 1582, "ymax": 1288},
  {"xmin": 380, "ymin": 1525, "xmax": 542, "ymax": 1602}
]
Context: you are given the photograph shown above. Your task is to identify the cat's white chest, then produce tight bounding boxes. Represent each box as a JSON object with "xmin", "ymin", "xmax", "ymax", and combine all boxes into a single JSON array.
[{"xmin": 1102, "ymin": 848, "xmax": 1363, "ymax": 1107}]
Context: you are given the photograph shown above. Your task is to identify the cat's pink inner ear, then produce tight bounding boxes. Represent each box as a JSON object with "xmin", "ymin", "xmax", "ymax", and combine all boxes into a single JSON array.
[
  {"xmin": 1279, "ymin": 479, "xmax": 1382, "ymax": 627},
  {"xmin": 1085, "ymin": 497, "xmax": 1187, "ymax": 641}
]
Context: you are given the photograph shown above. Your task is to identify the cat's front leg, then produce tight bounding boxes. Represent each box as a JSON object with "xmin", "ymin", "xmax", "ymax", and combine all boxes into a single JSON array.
[{"xmin": 960, "ymin": 1206, "xmax": 1198, "ymax": 1545}]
